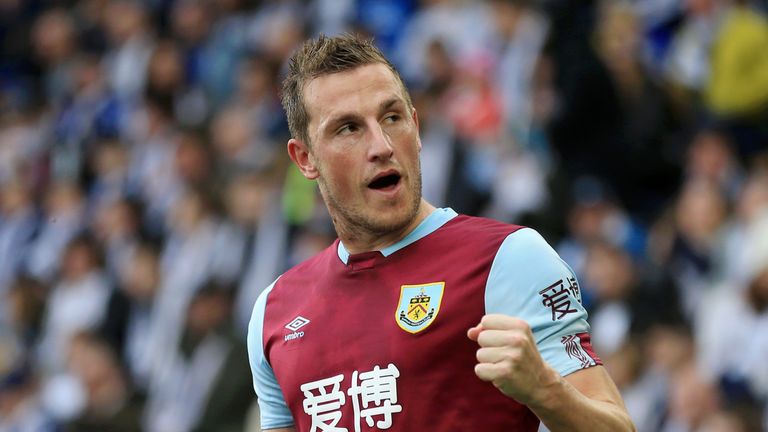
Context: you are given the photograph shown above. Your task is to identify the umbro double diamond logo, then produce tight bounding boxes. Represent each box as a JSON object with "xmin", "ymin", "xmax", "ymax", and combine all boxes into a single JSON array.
[{"xmin": 284, "ymin": 316, "xmax": 310, "ymax": 341}]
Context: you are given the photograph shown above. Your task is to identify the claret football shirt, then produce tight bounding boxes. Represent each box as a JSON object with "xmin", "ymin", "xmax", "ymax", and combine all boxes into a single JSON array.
[{"xmin": 248, "ymin": 208, "xmax": 600, "ymax": 431}]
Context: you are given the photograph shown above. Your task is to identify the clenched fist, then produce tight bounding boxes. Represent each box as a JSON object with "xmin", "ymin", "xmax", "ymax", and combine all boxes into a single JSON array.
[{"xmin": 467, "ymin": 314, "xmax": 561, "ymax": 406}]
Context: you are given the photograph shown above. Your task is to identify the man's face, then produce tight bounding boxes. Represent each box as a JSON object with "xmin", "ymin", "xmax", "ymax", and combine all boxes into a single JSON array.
[{"xmin": 292, "ymin": 63, "xmax": 423, "ymax": 238}]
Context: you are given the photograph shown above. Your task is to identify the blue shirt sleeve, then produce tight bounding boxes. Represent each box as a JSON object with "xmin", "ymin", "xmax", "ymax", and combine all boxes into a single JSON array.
[
  {"xmin": 247, "ymin": 278, "xmax": 295, "ymax": 429},
  {"xmin": 485, "ymin": 228, "xmax": 601, "ymax": 377}
]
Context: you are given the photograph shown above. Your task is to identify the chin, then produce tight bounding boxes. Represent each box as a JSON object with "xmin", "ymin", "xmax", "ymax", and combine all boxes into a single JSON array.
[
  {"xmin": 367, "ymin": 212, "xmax": 412, "ymax": 233},
  {"xmin": 324, "ymin": 179, "xmax": 422, "ymax": 237},
  {"xmin": 366, "ymin": 199, "xmax": 420, "ymax": 233}
]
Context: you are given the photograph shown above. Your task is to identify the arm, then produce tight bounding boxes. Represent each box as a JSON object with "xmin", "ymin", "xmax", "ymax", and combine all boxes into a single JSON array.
[
  {"xmin": 475, "ymin": 228, "xmax": 634, "ymax": 431},
  {"xmin": 545, "ymin": 366, "xmax": 632, "ymax": 431},
  {"xmin": 468, "ymin": 315, "xmax": 634, "ymax": 432},
  {"xmin": 264, "ymin": 428, "xmax": 295, "ymax": 432}
]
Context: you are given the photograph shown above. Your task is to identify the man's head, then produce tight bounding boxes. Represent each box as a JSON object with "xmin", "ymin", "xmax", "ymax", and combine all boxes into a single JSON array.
[
  {"xmin": 283, "ymin": 34, "xmax": 426, "ymax": 249},
  {"xmin": 282, "ymin": 34, "xmax": 413, "ymax": 147}
]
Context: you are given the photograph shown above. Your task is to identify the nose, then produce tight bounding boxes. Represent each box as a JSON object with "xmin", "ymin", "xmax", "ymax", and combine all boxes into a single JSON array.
[{"xmin": 366, "ymin": 122, "xmax": 394, "ymax": 162}]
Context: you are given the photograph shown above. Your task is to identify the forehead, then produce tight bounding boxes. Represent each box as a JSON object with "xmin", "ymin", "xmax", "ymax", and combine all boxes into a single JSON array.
[{"xmin": 303, "ymin": 64, "xmax": 406, "ymax": 132}]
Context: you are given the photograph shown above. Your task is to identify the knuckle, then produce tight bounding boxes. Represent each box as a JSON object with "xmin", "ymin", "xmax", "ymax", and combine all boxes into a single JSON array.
[
  {"xmin": 506, "ymin": 349, "xmax": 521, "ymax": 363},
  {"xmin": 512, "ymin": 318, "xmax": 530, "ymax": 331},
  {"xmin": 500, "ymin": 362, "xmax": 515, "ymax": 376},
  {"xmin": 505, "ymin": 332, "xmax": 526, "ymax": 347},
  {"xmin": 500, "ymin": 350, "xmax": 518, "ymax": 366},
  {"xmin": 476, "ymin": 332, "xmax": 490, "ymax": 346},
  {"xmin": 475, "ymin": 364, "xmax": 493, "ymax": 381},
  {"xmin": 475, "ymin": 348, "xmax": 486, "ymax": 362}
]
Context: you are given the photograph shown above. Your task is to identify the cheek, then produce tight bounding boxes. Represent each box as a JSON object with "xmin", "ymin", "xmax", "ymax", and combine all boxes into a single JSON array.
[
  {"xmin": 402, "ymin": 138, "xmax": 422, "ymax": 169},
  {"xmin": 318, "ymin": 156, "xmax": 358, "ymax": 193}
]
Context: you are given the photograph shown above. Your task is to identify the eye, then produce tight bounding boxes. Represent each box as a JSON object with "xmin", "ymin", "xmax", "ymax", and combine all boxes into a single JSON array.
[
  {"xmin": 337, "ymin": 123, "xmax": 359, "ymax": 136},
  {"xmin": 383, "ymin": 114, "xmax": 400, "ymax": 124}
]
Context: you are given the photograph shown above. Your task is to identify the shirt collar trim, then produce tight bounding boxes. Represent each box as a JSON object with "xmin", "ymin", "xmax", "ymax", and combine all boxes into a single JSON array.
[{"xmin": 337, "ymin": 207, "xmax": 458, "ymax": 265}]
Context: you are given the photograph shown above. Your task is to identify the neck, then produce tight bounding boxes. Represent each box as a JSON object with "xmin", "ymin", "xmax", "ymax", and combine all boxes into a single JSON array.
[{"xmin": 339, "ymin": 200, "xmax": 436, "ymax": 255}]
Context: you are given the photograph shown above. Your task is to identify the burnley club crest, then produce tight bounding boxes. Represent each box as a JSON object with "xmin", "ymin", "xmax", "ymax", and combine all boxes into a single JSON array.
[{"xmin": 396, "ymin": 282, "xmax": 445, "ymax": 334}]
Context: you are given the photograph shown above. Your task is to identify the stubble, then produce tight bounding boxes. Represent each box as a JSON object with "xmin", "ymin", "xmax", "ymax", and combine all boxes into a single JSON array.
[{"xmin": 319, "ymin": 160, "xmax": 423, "ymax": 244}]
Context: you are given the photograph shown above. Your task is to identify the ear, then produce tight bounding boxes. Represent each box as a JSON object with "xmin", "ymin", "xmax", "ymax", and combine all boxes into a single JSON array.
[
  {"xmin": 287, "ymin": 138, "xmax": 320, "ymax": 180},
  {"xmin": 411, "ymin": 108, "xmax": 422, "ymax": 151}
]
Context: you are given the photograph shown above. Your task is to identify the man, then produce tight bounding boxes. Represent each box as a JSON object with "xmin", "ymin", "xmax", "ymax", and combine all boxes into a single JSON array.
[{"xmin": 247, "ymin": 34, "xmax": 635, "ymax": 432}]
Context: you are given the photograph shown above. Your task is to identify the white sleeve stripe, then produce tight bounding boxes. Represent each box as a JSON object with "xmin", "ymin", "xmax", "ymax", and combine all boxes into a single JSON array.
[{"xmin": 247, "ymin": 277, "xmax": 294, "ymax": 428}]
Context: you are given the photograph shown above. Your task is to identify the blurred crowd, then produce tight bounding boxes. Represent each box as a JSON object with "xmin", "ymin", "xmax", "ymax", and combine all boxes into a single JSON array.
[{"xmin": 1, "ymin": 0, "xmax": 768, "ymax": 431}]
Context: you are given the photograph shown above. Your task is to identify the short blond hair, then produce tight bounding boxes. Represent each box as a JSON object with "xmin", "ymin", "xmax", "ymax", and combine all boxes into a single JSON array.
[{"xmin": 281, "ymin": 34, "xmax": 412, "ymax": 145}]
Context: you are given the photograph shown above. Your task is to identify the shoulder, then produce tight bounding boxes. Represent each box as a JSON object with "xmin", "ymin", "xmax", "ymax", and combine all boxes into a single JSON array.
[
  {"xmin": 270, "ymin": 240, "xmax": 340, "ymax": 294},
  {"xmin": 493, "ymin": 227, "xmax": 561, "ymax": 264},
  {"xmin": 445, "ymin": 214, "xmax": 526, "ymax": 238},
  {"xmin": 249, "ymin": 241, "xmax": 341, "ymax": 345},
  {"xmin": 430, "ymin": 214, "xmax": 527, "ymax": 253},
  {"xmin": 247, "ymin": 278, "xmax": 280, "ymax": 356},
  {"xmin": 485, "ymin": 227, "xmax": 583, "ymax": 320},
  {"xmin": 486, "ymin": 227, "xmax": 574, "ymax": 300}
]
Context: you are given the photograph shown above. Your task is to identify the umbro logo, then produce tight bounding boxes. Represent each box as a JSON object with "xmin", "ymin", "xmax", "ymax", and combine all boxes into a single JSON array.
[
  {"xmin": 285, "ymin": 316, "xmax": 310, "ymax": 331},
  {"xmin": 284, "ymin": 316, "xmax": 309, "ymax": 341}
]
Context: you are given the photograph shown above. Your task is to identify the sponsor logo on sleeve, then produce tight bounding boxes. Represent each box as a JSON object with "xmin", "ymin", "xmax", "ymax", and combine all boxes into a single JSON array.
[
  {"xmin": 561, "ymin": 333, "xmax": 602, "ymax": 368},
  {"xmin": 539, "ymin": 278, "xmax": 580, "ymax": 321}
]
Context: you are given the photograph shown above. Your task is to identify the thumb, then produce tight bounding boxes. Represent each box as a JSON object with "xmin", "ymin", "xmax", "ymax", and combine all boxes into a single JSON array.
[{"xmin": 467, "ymin": 323, "xmax": 483, "ymax": 341}]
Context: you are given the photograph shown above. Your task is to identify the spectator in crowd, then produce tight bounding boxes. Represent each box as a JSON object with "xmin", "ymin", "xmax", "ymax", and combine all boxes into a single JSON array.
[
  {"xmin": 92, "ymin": 196, "xmax": 141, "ymax": 281},
  {"xmin": 229, "ymin": 53, "xmax": 286, "ymax": 141},
  {"xmin": 174, "ymin": 131, "xmax": 215, "ymax": 194},
  {"xmin": 0, "ymin": 111, "xmax": 47, "ymax": 187},
  {"xmin": 544, "ymin": 0, "xmax": 624, "ymax": 202},
  {"xmin": 659, "ymin": 360, "xmax": 722, "ymax": 432},
  {"xmin": 63, "ymin": 331, "xmax": 145, "ymax": 432},
  {"xmin": 225, "ymin": 173, "xmax": 288, "ymax": 332},
  {"xmin": 557, "ymin": 178, "xmax": 647, "ymax": 277},
  {"xmin": 30, "ymin": 8, "xmax": 80, "ymax": 107},
  {"xmin": 664, "ymin": 0, "xmax": 721, "ymax": 95},
  {"xmin": 704, "ymin": 0, "xmax": 768, "ymax": 126},
  {"xmin": 5, "ymin": 277, "xmax": 47, "ymax": 350},
  {"xmin": 245, "ymin": 0, "xmax": 305, "ymax": 67},
  {"xmin": 102, "ymin": 0, "xmax": 154, "ymax": 103},
  {"xmin": 684, "ymin": 129, "xmax": 743, "ymax": 200},
  {"xmin": 488, "ymin": 0, "xmax": 550, "ymax": 141},
  {"xmin": 620, "ymin": 324, "xmax": 695, "ymax": 432},
  {"xmin": 0, "ymin": 181, "xmax": 37, "ymax": 301},
  {"xmin": 715, "ymin": 164, "xmax": 768, "ymax": 286},
  {"xmin": 24, "ymin": 181, "xmax": 86, "ymax": 283},
  {"xmin": 145, "ymin": 284, "xmax": 252, "ymax": 432},
  {"xmin": 146, "ymin": 189, "xmax": 223, "ymax": 361},
  {"xmin": 581, "ymin": 240, "xmax": 683, "ymax": 356},
  {"xmin": 0, "ymin": 349, "xmax": 54, "ymax": 431},
  {"xmin": 87, "ymin": 140, "xmax": 132, "ymax": 217},
  {"xmin": 211, "ymin": 105, "xmax": 277, "ymax": 185},
  {"xmin": 52, "ymin": 54, "xmax": 124, "ymax": 181},
  {"xmin": 666, "ymin": 178, "xmax": 729, "ymax": 318},
  {"xmin": 126, "ymin": 66, "xmax": 184, "ymax": 232},
  {"xmin": 697, "ymin": 264, "xmax": 768, "ymax": 402},
  {"xmin": 593, "ymin": 1, "xmax": 683, "ymax": 221},
  {"xmin": 38, "ymin": 234, "xmax": 111, "ymax": 372},
  {"xmin": 99, "ymin": 241, "xmax": 162, "ymax": 387}
]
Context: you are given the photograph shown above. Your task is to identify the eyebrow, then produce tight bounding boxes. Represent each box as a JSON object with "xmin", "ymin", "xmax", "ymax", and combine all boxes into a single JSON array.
[
  {"xmin": 321, "ymin": 98, "xmax": 406, "ymax": 135},
  {"xmin": 322, "ymin": 113, "xmax": 363, "ymax": 135},
  {"xmin": 380, "ymin": 98, "xmax": 403, "ymax": 112}
]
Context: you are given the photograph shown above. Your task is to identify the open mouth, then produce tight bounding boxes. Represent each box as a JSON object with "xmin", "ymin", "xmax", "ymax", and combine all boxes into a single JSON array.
[{"xmin": 368, "ymin": 173, "xmax": 401, "ymax": 190}]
